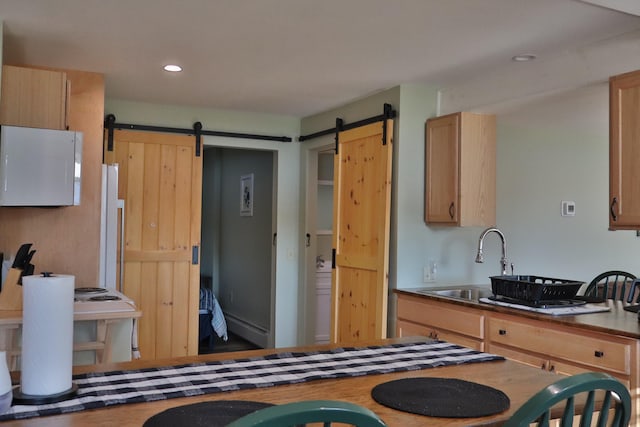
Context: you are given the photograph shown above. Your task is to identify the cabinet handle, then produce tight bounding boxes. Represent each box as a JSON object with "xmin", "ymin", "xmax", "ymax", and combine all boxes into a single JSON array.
[
  {"xmin": 540, "ymin": 362, "xmax": 547, "ymax": 370},
  {"xmin": 548, "ymin": 364, "xmax": 555, "ymax": 372},
  {"xmin": 610, "ymin": 197, "xmax": 618, "ymax": 222},
  {"xmin": 594, "ymin": 350, "xmax": 604, "ymax": 358},
  {"xmin": 498, "ymin": 329, "xmax": 507, "ymax": 335},
  {"xmin": 449, "ymin": 202, "xmax": 455, "ymax": 219}
]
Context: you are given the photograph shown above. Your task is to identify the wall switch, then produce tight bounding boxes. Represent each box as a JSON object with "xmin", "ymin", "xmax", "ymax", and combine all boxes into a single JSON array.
[{"xmin": 561, "ymin": 201, "xmax": 575, "ymax": 217}]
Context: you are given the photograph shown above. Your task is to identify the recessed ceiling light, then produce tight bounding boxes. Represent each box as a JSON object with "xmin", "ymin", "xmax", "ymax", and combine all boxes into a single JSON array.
[
  {"xmin": 511, "ymin": 54, "xmax": 536, "ymax": 62},
  {"xmin": 163, "ymin": 64, "xmax": 183, "ymax": 72}
]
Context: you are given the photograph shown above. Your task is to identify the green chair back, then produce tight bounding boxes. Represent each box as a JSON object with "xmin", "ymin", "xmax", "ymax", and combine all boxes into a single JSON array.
[
  {"xmin": 504, "ymin": 372, "xmax": 631, "ymax": 427},
  {"xmin": 226, "ymin": 400, "xmax": 387, "ymax": 427}
]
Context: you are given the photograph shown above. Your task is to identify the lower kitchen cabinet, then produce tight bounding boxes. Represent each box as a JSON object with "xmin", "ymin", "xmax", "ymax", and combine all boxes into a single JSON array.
[
  {"xmin": 488, "ymin": 313, "xmax": 634, "ymax": 387},
  {"xmin": 396, "ymin": 294, "xmax": 485, "ymax": 351},
  {"xmin": 396, "ymin": 293, "xmax": 638, "ymax": 390},
  {"xmin": 396, "ymin": 292, "xmax": 640, "ymax": 424}
]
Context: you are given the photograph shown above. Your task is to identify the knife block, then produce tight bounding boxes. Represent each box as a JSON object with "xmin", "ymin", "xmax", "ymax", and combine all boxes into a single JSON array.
[{"xmin": 0, "ymin": 268, "xmax": 23, "ymax": 311}]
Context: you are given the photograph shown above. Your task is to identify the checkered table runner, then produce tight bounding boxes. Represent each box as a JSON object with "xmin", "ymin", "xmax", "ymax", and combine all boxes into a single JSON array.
[{"xmin": 0, "ymin": 340, "xmax": 504, "ymax": 421}]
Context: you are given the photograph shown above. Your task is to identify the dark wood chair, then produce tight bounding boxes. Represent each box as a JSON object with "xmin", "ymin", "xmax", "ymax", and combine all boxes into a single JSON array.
[
  {"xmin": 583, "ymin": 271, "xmax": 637, "ymax": 303},
  {"xmin": 503, "ymin": 372, "xmax": 631, "ymax": 427}
]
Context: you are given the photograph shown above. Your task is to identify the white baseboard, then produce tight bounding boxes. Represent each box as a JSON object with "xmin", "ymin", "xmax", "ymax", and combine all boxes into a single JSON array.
[{"xmin": 225, "ymin": 313, "xmax": 269, "ymax": 348}]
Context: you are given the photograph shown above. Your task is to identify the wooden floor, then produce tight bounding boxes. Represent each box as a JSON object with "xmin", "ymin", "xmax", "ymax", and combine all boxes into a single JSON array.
[{"xmin": 199, "ymin": 331, "xmax": 260, "ymax": 354}]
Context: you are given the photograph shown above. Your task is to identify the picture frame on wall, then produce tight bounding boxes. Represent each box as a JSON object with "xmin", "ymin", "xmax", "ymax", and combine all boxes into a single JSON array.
[{"xmin": 240, "ymin": 173, "xmax": 254, "ymax": 216}]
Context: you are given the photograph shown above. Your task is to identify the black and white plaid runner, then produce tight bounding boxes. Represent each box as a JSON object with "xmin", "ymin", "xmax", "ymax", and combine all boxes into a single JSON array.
[{"xmin": 0, "ymin": 340, "xmax": 504, "ymax": 421}]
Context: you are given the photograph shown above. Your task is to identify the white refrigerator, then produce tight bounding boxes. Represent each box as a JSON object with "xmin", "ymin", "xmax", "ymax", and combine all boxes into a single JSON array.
[
  {"xmin": 75, "ymin": 164, "xmax": 135, "ymax": 364},
  {"xmin": 99, "ymin": 164, "xmax": 124, "ymax": 291}
]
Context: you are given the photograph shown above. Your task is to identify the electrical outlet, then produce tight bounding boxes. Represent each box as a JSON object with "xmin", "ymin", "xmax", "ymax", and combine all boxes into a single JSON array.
[{"xmin": 423, "ymin": 267, "xmax": 431, "ymax": 283}]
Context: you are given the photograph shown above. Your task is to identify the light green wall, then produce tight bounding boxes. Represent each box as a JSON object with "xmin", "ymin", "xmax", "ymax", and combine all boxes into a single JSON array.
[
  {"xmin": 494, "ymin": 83, "xmax": 640, "ymax": 286},
  {"xmin": 218, "ymin": 148, "xmax": 273, "ymax": 331},
  {"xmin": 395, "ymin": 82, "xmax": 640, "ymax": 293},
  {"xmin": 108, "ymin": 78, "xmax": 637, "ymax": 346},
  {"xmin": 104, "ymin": 99, "xmax": 302, "ymax": 347}
]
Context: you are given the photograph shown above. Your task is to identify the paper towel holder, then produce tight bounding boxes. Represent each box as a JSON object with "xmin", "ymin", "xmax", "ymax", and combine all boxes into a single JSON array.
[
  {"xmin": 12, "ymin": 383, "xmax": 78, "ymax": 405},
  {"xmin": 14, "ymin": 273, "xmax": 78, "ymax": 405}
]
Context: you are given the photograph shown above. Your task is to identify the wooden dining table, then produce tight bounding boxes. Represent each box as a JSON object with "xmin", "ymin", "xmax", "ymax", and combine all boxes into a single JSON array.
[{"xmin": 2, "ymin": 337, "xmax": 565, "ymax": 427}]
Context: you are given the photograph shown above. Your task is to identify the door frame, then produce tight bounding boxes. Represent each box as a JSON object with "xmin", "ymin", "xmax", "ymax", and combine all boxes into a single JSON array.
[
  {"xmin": 201, "ymin": 141, "xmax": 278, "ymax": 349},
  {"xmin": 302, "ymin": 138, "xmax": 335, "ymax": 345}
]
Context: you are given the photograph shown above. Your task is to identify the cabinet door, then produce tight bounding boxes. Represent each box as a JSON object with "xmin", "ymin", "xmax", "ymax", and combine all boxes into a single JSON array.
[
  {"xmin": 425, "ymin": 113, "xmax": 459, "ymax": 224},
  {"xmin": 0, "ymin": 65, "xmax": 68, "ymax": 130},
  {"xmin": 610, "ymin": 70, "xmax": 640, "ymax": 229},
  {"xmin": 397, "ymin": 320, "xmax": 484, "ymax": 351}
]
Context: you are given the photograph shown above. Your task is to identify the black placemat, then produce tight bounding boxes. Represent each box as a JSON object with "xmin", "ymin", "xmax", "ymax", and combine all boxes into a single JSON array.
[
  {"xmin": 371, "ymin": 377, "xmax": 510, "ymax": 418},
  {"xmin": 623, "ymin": 304, "xmax": 640, "ymax": 313},
  {"xmin": 143, "ymin": 400, "xmax": 273, "ymax": 427}
]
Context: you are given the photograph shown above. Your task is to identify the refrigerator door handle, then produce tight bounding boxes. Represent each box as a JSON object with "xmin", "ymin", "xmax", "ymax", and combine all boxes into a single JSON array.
[{"xmin": 117, "ymin": 199, "xmax": 125, "ymax": 293}]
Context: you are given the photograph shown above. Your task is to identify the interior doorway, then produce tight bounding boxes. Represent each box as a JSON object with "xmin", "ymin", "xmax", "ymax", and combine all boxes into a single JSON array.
[
  {"xmin": 200, "ymin": 146, "xmax": 276, "ymax": 351},
  {"xmin": 304, "ymin": 145, "xmax": 334, "ymax": 344}
]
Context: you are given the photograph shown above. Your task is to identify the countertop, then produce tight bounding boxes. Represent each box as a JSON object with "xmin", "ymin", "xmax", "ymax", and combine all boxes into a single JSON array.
[{"xmin": 394, "ymin": 286, "xmax": 640, "ymax": 339}]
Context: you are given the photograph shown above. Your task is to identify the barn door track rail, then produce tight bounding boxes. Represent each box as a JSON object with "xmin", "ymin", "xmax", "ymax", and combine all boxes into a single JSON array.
[
  {"xmin": 104, "ymin": 114, "xmax": 293, "ymax": 157},
  {"xmin": 298, "ymin": 103, "xmax": 396, "ymax": 152}
]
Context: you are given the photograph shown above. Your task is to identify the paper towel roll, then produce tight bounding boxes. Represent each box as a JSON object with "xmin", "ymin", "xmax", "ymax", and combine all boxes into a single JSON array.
[{"xmin": 21, "ymin": 274, "xmax": 75, "ymax": 396}]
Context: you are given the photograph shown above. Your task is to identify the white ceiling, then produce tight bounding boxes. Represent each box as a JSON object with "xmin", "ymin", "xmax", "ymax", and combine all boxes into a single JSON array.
[{"xmin": 1, "ymin": 0, "xmax": 640, "ymax": 117}]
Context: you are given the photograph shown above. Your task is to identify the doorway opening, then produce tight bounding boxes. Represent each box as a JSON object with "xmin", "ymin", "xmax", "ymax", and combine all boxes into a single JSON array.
[
  {"xmin": 200, "ymin": 146, "xmax": 276, "ymax": 353},
  {"xmin": 304, "ymin": 144, "xmax": 334, "ymax": 345}
]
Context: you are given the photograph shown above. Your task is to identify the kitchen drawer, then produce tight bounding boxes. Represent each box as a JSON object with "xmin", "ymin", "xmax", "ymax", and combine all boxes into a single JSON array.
[
  {"xmin": 488, "ymin": 314, "xmax": 630, "ymax": 374},
  {"xmin": 397, "ymin": 320, "xmax": 484, "ymax": 351},
  {"xmin": 550, "ymin": 358, "xmax": 630, "ymax": 388},
  {"xmin": 397, "ymin": 295, "xmax": 484, "ymax": 339},
  {"xmin": 490, "ymin": 343, "xmax": 548, "ymax": 371}
]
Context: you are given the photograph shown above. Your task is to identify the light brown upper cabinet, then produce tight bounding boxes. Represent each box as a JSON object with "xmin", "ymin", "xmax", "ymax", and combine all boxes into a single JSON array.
[
  {"xmin": 610, "ymin": 69, "xmax": 640, "ymax": 230},
  {"xmin": 425, "ymin": 112, "xmax": 496, "ymax": 226},
  {"xmin": 0, "ymin": 65, "xmax": 69, "ymax": 130}
]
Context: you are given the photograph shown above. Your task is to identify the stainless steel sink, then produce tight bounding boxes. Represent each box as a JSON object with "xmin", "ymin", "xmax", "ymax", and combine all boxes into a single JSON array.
[{"xmin": 415, "ymin": 287, "xmax": 493, "ymax": 301}]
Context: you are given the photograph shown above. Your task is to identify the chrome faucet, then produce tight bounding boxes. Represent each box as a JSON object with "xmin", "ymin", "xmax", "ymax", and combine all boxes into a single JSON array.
[{"xmin": 475, "ymin": 227, "xmax": 510, "ymax": 276}]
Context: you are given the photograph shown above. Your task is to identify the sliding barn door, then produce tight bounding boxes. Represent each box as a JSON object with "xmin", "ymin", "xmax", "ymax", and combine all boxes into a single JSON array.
[
  {"xmin": 331, "ymin": 120, "xmax": 393, "ymax": 343},
  {"xmin": 104, "ymin": 129, "xmax": 202, "ymax": 359}
]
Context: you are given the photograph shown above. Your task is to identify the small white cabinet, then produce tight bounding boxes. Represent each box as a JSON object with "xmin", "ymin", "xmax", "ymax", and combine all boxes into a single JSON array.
[{"xmin": 315, "ymin": 268, "xmax": 332, "ymax": 343}]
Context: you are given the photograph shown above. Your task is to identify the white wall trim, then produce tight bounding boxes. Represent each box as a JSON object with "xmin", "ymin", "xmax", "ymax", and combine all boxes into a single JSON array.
[{"xmin": 225, "ymin": 312, "xmax": 270, "ymax": 349}]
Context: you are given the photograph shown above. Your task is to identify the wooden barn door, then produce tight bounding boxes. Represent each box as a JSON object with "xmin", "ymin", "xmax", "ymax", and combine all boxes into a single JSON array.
[
  {"xmin": 331, "ymin": 120, "xmax": 393, "ymax": 343},
  {"xmin": 104, "ymin": 129, "xmax": 202, "ymax": 359}
]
